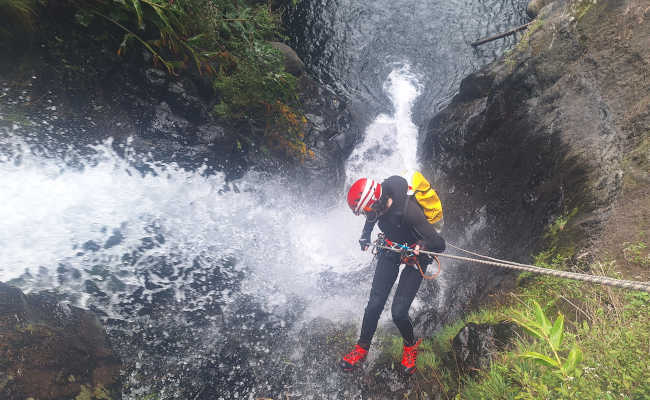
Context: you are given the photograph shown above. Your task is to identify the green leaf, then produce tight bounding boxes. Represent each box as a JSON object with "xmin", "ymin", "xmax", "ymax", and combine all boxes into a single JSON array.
[
  {"xmin": 510, "ymin": 316, "xmax": 544, "ymax": 340},
  {"xmin": 549, "ymin": 312, "xmax": 564, "ymax": 349},
  {"xmin": 186, "ymin": 34, "xmax": 206, "ymax": 44},
  {"xmin": 120, "ymin": 33, "xmax": 135, "ymax": 49},
  {"xmin": 74, "ymin": 10, "xmax": 94, "ymax": 27},
  {"xmin": 221, "ymin": 21, "xmax": 232, "ymax": 34},
  {"xmin": 533, "ymin": 300, "xmax": 552, "ymax": 335},
  {"xmin": 151, "ymin": 6, "xmax": 174, "ymax": 33},
  {"xmin": 563, "ymin": 345, "xmax": 583, "ymax": 374},
  {"xmin": 201, "ymin": 51, "xmax": 220, "ymax": 58},
  {"xmin": 520, "ymin": 351, "xmax": 560, "ymax": 369},
  {"xmin": 132, "ymin": 0, "xmax": 145, "ymax": 30}
]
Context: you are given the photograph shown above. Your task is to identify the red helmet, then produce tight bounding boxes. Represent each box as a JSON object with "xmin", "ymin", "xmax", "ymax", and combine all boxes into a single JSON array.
[{"xmin": 347, "ymin": 178, "xmax": 382, "ymax": 215}]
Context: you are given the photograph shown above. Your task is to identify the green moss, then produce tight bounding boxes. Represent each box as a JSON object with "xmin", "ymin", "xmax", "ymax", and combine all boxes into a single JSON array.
[
  {"xmin": 517, "ymin": 18, "xmax": 544, "ymax": 52},
  {"xmin": 502, "ymin": 18, "xmax": 545, "ymax": 70},
  {"xmin": 75, "ymin": 384, "xmax": 112, "ymax": 400},
  {"xmin": 622, "ymin": 135, "xmax": 650, "ymax": 190},
  {"xmin": 573, "ymin": 0, "xmax": 594, "ymax": 21},
  {"xmin": 138, "ymin": 394, "xmax": 161, "ymax": 400},
  {"xmin": 0, "ymin": 111, "xmax": 36, "ymax": 127}
]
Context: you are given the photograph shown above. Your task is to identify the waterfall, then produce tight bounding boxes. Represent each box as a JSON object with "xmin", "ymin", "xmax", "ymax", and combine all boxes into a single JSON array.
[{"xmin": 0, "ymin": 65, "xmax": 424, "ymax": 398}]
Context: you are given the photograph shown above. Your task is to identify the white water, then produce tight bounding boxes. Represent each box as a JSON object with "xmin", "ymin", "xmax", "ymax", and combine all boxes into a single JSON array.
[
  {"xmin": 0, "ymin": 65, "xmax": 425, "ymax": 396},
  {"xmin": 346, "ymin": 65, "xmax": 422, "ymax": 182},
  {"xmin": 1, "ymin": 65, "xmax": 423, "ymax": 312}
]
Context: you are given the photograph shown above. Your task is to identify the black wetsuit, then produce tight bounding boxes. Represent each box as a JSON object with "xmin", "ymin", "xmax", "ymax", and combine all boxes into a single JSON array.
[{"xmin": 358, "ymin": 175, "xmax": 445, "ymax": 347}]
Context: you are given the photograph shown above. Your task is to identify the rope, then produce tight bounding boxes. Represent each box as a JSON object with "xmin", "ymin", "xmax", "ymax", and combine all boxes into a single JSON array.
[
  {"xmin": 372, "ymin": 240, "xmax": 650, "ymax": 294},
  {"xmin": 375, "ymin": 236, "xmax": 441, "ymax": 280},
  {"xmin": 408, "ymin": 255, "xmax": 441, "ymax": 280}
]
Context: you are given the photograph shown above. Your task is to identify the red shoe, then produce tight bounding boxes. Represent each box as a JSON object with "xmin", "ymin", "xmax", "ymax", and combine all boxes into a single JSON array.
[
  {"xmin": 400, "ymin": 338, "xmax": 422, "ymax": 375},
  {"xmin": 339, "ymin": 344, "xmax": 368, "ymax": 371}
]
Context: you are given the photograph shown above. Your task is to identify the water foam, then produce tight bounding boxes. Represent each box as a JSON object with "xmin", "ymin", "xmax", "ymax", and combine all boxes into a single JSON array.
[{"xmin": 346, "ymin": 65, "xmax": 422, "ymax": 182}]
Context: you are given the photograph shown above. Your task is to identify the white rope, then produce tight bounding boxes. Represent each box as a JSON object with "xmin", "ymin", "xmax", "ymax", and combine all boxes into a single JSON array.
[{"xmin": 373, "ymin": 241, "xmax": 650, "ymax": 294}]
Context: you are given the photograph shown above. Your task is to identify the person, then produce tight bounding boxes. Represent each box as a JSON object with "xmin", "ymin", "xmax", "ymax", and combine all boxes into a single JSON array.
[{"xmin": 340, "ymin": 175, "xmax": 446, "ymax": 375}]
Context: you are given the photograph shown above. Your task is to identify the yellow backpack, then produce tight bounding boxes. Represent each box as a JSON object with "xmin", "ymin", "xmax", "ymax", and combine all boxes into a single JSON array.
[{"xmin": 410, "ymin": 171, "xmax": 444, "ymax": 231}]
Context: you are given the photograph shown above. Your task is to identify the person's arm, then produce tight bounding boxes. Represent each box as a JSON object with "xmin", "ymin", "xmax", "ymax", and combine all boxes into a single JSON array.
[
  {"xmin": 410, "ymin": 208, "xmax": 446, "ymax": 253},
  {"xmin": 359, "ymin": 218, "xmax": 376, "ymax": 251}
]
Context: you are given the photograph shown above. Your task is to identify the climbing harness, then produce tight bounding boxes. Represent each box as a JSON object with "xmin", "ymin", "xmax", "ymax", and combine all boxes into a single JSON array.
[
  {"xmin": 373, "ymin": 234, "xmax": 441, "ymax": 280},
  {"xmin": 371, "ymin": 237, "xmax": 650, "ymax": 293}
]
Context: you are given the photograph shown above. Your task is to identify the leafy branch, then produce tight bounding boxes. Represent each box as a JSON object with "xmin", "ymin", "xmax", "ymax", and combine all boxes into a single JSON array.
[{"xmin": 510, "ymin": 300, "xmax": 583, "ymax": 379}]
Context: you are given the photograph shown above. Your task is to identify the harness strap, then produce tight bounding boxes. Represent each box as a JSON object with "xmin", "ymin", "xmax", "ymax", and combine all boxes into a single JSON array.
[{"xmin": 383, "ymin": 236, "xmax": 442, "ymax": 280}]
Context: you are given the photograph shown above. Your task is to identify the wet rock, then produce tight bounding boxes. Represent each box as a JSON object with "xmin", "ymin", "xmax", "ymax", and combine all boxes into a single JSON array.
[
  {"xmin": 527, "ymin": 0, "xmax": 555, "ymax": 18},
  {"xmin": 418, "ymin": 0, "xmax": 649, "ymax": 331},
  {"xmin": 144, "ymin": 68, "xmax": 168, "ymax": 88},
  {"xmin": 0, "ymin": 282, "xmax": 121, "ymax": 399},
  {"xmin": 452, "ymin": 322, "xmax": 515, "ymax": 373},
  {"xmin": 269, "ymin": 41, "xmax": 306, "ymax": 77},
  {"xmin": 166, "ymin": 78, "xmax": 210, "ymax": 122},
  {"xmin": 196, "ymin": 123, "xmax": 227, "ymax": 145},
  {"xmin": 150, "ymin": 102, "xmax": 191, "ymax": 137}
]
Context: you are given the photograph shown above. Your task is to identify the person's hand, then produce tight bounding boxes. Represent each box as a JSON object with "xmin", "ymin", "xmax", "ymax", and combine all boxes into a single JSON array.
[
  {"xmin": 413, "ymin": 244, "xmax": 420, "ymax": 256},
  {"xmin": 359, "ymin": 237, "xmax": 371, "ymax": 251}
]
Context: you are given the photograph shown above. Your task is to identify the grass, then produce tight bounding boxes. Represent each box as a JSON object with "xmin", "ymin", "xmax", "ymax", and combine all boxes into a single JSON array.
[
  {"xmin": 442, "ymin": 245, "xmax": 650, "ymax": 399},
  {"xmin": 373, "ymin": 208, "xmax": 650, "ymax": 399}
]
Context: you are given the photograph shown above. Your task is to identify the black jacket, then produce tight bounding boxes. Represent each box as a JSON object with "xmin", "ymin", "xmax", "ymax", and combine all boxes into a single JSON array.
[{"xmin": 361, "ymin": 175, "xmax": 445, "ymax": 252}]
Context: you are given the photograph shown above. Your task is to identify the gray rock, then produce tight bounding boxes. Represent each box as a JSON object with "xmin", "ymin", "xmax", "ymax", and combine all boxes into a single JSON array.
[
  {"xmin": 145, "ymin": 68, "xmax": 168, "ymax": 87},
  {"xmin": 0, "ymin": 282, "xmax": 122, "ymax": 399},
  {"xmin": 151, "ymin": 101, "xmax": 190, "ymax": 136},
  {"xmin": 452, "ymin": 322, "xmax": 515, "ymax": 373},
  {"xmin": 418, "ymin": 0, "xmax": 649, "ymax": 330},
  {"xmin": 166, "ymin": 79, "xmax": 208, "ymax": 122},
  {"xmin": 527, "ymin": 0, "xmax": 555, "ymax": 18},
  {"xmin": 196, "ymin": 123, "xmax": 227, "ymax": 144},
  {"xmin": 269, "ymin": 41, "xmax": 306, "ymax": 77}
]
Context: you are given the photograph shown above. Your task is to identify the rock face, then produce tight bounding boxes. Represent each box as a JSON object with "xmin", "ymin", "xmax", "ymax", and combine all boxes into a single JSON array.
[
  {"xmin": 418, "ymin": 0, "xmax": 649, "ymax": 328},
  {"xmin": 452, "ymin": 322, "xmax": 515, "ymax": 373},
  {"xmin": 0, "ymin": 282, "xmax": 121, "ymax": 399},
  {"xmin": 526, "ymin": 0, "xmax": 555, "ymax": 18},
  {"xmin": 270, "ymin": 41, "xmax": 307, "ymax": 77},
  {"xmin": 0, "ymin": 11, "xmax": 359, "ymax": 194}
]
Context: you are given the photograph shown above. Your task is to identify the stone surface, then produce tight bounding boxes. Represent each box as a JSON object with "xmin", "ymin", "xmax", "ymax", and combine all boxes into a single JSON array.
[
  {"xmin": 269, "ymin": 41, "xmax": 306, "ymax": 77},
  {"xmin": 452, "ymin": 322, "xmax": 515, "ymax": 373},
  {"xmin": 417, "ymin": 0, "xmax": 650, "ymax": 331},
  {"xmin": 0, "ymin": 282, "xmax": 121, "ymax": 399},
  {"xmin": 527, "ymin": 0, "xmax": 555, "ymax": 18},
  {"xmin": 0, "ymin": 9, "xmax": 358, "ymax": 194}
]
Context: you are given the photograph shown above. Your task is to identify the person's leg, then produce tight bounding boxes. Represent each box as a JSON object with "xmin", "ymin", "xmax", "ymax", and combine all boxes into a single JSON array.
[
  {"xmin": 391, "ymin": 259, "xmax": 428, "ymax": 345},
  {"xmin": 357, "ymin": 251, "xmax": 401, "ymax": 347},
  {"xmin": 392, "ymin": 258, "xmax": 430, "ymax": 374},
  {"xmin": 341, "ymin": 251, "xmax": 401, "ymax": 371}
]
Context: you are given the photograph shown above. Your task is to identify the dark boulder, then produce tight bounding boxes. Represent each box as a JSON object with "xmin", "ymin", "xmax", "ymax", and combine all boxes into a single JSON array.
[
  {"xmin": 452, "ymin": 321, "xmax": 515, "ymax": 374},
  {"xmin": 269, "ymin": 41, "xmax": 306, "ymax": 77},
  {"xmin": 417, "ymin": 0, "xmax": 649, "ymax": 331},
  {"xmin": 0, "ymin": 282, "xmax": 121, "ymax": 399}
]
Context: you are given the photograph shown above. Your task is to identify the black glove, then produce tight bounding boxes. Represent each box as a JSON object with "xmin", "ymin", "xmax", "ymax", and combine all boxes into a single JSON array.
[{"xmin": 359, "ymin": 236, "xmax": 371, "ymax": 251}]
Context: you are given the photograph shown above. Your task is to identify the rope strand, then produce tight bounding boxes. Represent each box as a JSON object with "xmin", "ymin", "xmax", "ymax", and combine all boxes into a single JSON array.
[{"xmin": 373, "ymin": 240, "xmax": 650, "ymax": 294}]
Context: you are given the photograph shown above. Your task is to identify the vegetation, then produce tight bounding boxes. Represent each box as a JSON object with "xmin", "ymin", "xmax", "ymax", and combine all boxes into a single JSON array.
[
  {"xmin": 375, "ymin": 206, "xmax": 649, "ymax": 400},
  {"xmin": 458, "ymin": 269, "xmax": 650, "ymax": 399},
  {"xmin": 510, "ymin": 300, "xmax": 583, "ymax": 380},
  {"xmin": 78, "ymin": 0, "xmax": 308, "ymax": 158},
  {"xmin": 0, "ymin": 0, "xmax": 36, "ymax": 40},
  {"xmin": 2, "ymin": 0, "xmax": 310, "ymax": 160}
]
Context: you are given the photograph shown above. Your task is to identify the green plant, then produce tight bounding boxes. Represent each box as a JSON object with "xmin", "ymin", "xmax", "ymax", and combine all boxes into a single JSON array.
[
  {"xmin": 75, "ymin": 0, "xmax": 220, "ymax": 76},
  {"xmin": 0, "ymin": 0, "xmax": 36, "ymax": 40},
  {"xmin": 622, "ymin": 241, "xmax": 649, "ymax": 266},
  {"xmin": 69, "ymin": 0, "xmax": 310, "ymax": 158},
  {"xmin": 510, "ymin": 300, "xmax": 583, "ymax": 379}
]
